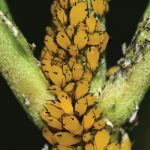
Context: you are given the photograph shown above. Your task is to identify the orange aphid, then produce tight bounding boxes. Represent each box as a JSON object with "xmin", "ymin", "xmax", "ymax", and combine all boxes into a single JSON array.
[
  {"xmin": 85, "ymin": 143, "xmax": 95, "ymax": 150},
  {"xmin": 67, "ymin": 25, "xmax": 74, "ymax": 39},
  {"xmin": 120, "ymin": 135, "xmax": 132, "ymax": 150},
  {"xmin": 87, "ymin": 33, "xmax": 104, "ymax": 45},
  {"xmin": 68, "ymin": 45, "xmax": 79, "ymax": 57},
  {"xmin": 83, "ymin": 132, "xmax": 93, "ymax": 143},
  {"xmin": 44, "ymin": 35, "xmax": 58, "ymax": 54},
  {"xmin": 64, "ymin": 82, "xmax": 75, "ymax": 93},
  {"xmin": 57, "ymin": 145, "xmax": 73, "ymax": 150},
  {"xmin": 49, "ymin": 85, "xmax": 61, "ymax": 96},
  {"xmin": 86, "ymin": 16, "xmax": 96, "ymax": 33},
  {"xmin": 60, "ymin": 0, "xmax": 68, "ymax": 9},
  {"xmin": 53, "ymin": 17, "xmax": 66, "ymax": 32},
  {"xmin": 86, "ymin": 94, "xmax": 97, "ymax": 106},
  {"xmin": 75, "ymin": 80, "xmax": 89, "ymax": 99},
  {"xmin": 83, "ymin": 68, "xmax": 93, "ymax": 82},
  {"xmin": 70, "ymin": 2, "xmax": 87, "ymax": 27},
  {"xmin": 51, "ymin": 1, "xmax": 60, "ymax": 16},
  {"xmin": 42, "ymin": 126, "xmax": 57, "ymax": 145},
  {"xmin": 56, "ymin": 32, "xmax": 71, "ymax": 50},
  {"xmin": 74, "ymin": 31, "xmax": 88, "ymax": 50},
  {"xmin": 77, "ymin": 23, "xmax": 87, "ymax": 32},
  {"xmin": 107, "ymin": 143, "xmax": 120, "ymax": 150},
  {"xmin": 56, "ymin": 7, "xmax": 68, "ymax": 24},
  {"xmin": 91, "ymin": 106, "xmax": 103, "ymax": 119},
  {"xmin": 46, "ymin": 26, "xmax": 55, "ymax": 37},
  {"xmin": 62, "ymin": 115, "xmax": 83, "ymax": 135},
  {"xmin": 57, "ymin": 49, "xmax": 67, "ymax": 60},
  {"xmin": 69, "ymin": 0, "xmax": 79, "ymax": 7},
  {"xmin": 93, "ymin": 119, "xmax": 106, "ymax": 130},
  {"xmin": 54, "ymin": 132, "xmax": 81, "ymax": 146},
  {"xmin": 68, "ymin": 57, "xmax": 76, "ymax": 70},
  {"xmin": 51, "ymin": 57, "xmax": 63, "ymax": 67}
]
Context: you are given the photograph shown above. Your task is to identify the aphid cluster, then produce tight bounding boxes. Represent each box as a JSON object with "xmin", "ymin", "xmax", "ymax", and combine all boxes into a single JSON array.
[{"xmin": 40, "ymin": 0, "xmax": 131, "ymax": 149}]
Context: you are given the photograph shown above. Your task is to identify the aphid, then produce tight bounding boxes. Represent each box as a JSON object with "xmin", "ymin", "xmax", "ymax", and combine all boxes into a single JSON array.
[
  {"xmin": 95, "ymin": 20, "xmax": 102, "ymax": 32},
  {"xmin": 72, "ymin": 63, "xmax": 84, "ymax": 81},
  {"xmin": 68, "ymin": 45, "xmax": 79, "ymax": 57},
  {"xmin": 65, "ymin": 70, "xmax": 73, "ymax": 83},
  {"xmin": 70, "ymin": 2, "xmax": 87, "ymax": 27},
  {"xmin": 83, "ymin": 68, "xmax": 93, "ymax": 82},
  {"xmin": 51, "ymin": 57, "xmax": 63, "ymax": 67},
  {"xmin": 75, "ymin": 80, "xmax": 89, "ymax": 99},
  {"xmin": 91, "ymin": 106, "xmax": 103, "ymax": 119},
  {"xmin": 64, "ymin": 82, "xmax": 75, "ymax": 93},
  {"xmin": 42, "ymin": 126, "xmax": 57, "ymax": 145},
  {"xmin": 85, "ymin": 143, "xmax": 95, "ymax": 150},
  {"xmin": 68, "ymin": 57, "xmax": 76, "ymax": 70},
  {"xmin": 77, "ymin": 23, "xmax": 87, "ymax": 32},
  {"xmin": 57, "ymin": 145, "xmax": 73, "ymax": 150},
  {"xmin": 82, "ymin": 110, "xmax": 95, "ymax": 131},
  {"xmin": 63, "ymin": 64, "xmax": 70, "ymax": 74},
  {"xmin": 93, "ymin": 119, "xmax": 106, "ymax": 130},
  {"xmin": 120, "ymin": 135, "xmax": 132, "ymax": 150},
  {"xmin": 51, "ymin": 1, "xmax": 60, "ymax": 17},
  {"xmin": 62, "ymin": 115, "xmax": 83, "ymax": 135},
  {"xmin": 44, "ymin": 35, "xmax": 58, "ymax": 54},
  {"xmin": 83, "ymin": 132, "xmax": 93, "ymax": 143},
  {"xmin": 86, "ymin": 16, "xmax": 96, "ymax": 33},
  {"xmin": 74, "ymin": 31, "xmax": 88, "ymax": 50},
  {"xmin": 86, "ymin": 94, "xmax": 97, "ymax": 106},
  {"xmin": 46, "ymin": 102, "xmax": 64, "ymax": 119},
  {"xmin": 75, "ymin": 97, "xmax": 87, "ymax": 116},
  {"xmin": 99, "ymin": 32, "xmax": 109, "ymax": 53},
  {"xmin": 46, "ymin": 26, "xmax": 55, "ymax": 37},
  {"xmin": 107, "ymin": 143, "xmax": 120, "ymax": 150},
  {"xmin": 56, "ymin": 7, "xmax": 68, "ymax": 25},
  {"xmin": 54, "ymin": 132, "xmax": 81, "ymax": 146},
  {"xmin": 40, "ymin": 47, "xmax": 48, "ymax": 60},
  {"xmin": 53, "ymin": 17, "xmax": 66, "ymax": 32},
  {"xmin": 40, "ymin": 110, "xmax": 62, "ymax": 130},
  {"xmin": 87, "ymin": 46, "xmax": 100, "ymax": 71},
  {"xmin": 57, "ymin": 49, "xmax": 67, "ymax": 60},
  {"xmin": 60, "ymin": 0, "xmax": 68, "ymax": 9},
  {"xmin": 67, "ymin": 25, "xmax": 74, "ymax": 39},
  {"xmin": 91, "ymin": 0, "xmax": 109, "ymax": 16},
  {"xmin": 57, "ymin": 91, "xmax": 73, "ymax": 114},
  {"xmin": 69, "ymin": 0, "xmax": 79, "ymax": 7},
  {"xmin": 87, "ymin": 33, "xmax": 103, "ymax": 45},
  {"xmin": 106, "ymin": 66, "xmax": 120, "ymax": 77},
  {"xmin": 49, "ymin": 65, "xmax": 65, "ymax": 86},
  {"xmin": 94, "ymin": 129, "xmax": 110, "ymax": 150},
  {"xmin": 56, "ymin": 32, "xmax": 71, "ymax": 50}
]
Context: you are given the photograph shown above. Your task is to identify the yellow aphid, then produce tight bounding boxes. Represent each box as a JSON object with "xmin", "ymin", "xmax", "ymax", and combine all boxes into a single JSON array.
[
  {"xmin": 72, "ymin": 63, "xmax": 84, "ymax": 81},
  {"xmin": 92, "ymin": 106, "xmax": 103, "ymax": 119},
  {"xmin": 74, "ymin": 31, "xmax": 88, "ymax": 50},
  {"xmin": 120, "ymin": 136, "xmax": 132, "ymax": 150},
  {"xmin": 63, "ymin": 65, "xmax": 72, "ymax": 82},
  {"xmin": 70, "ymin": 0, "xmax": 79, "ymax": 7},
  {"xmin": 85, "ymin": 143, "xmax": 95, "ymax": 150},
  {"xmin": 95, "ymin": 20, "xmax": 102, "ymax": 32},
  {"xmin": 67, "ymin": 25, "xmax": 74, "ymax": 39},
  {"xmin": 87, "ymin": 33, "xmax": 103, "ymax": 45},
  {"xmin": 106, "ymin": 66, "xmax": 120, "ymax": 77},
  {"xmin": 57, "ymin": 145, "xmax": 73, "ymax": 150},
  {"xmin": 51, "ymin": 1, "xmax": 60, "ymax": 16},
  {"xmin": 60, "ymin": 0, "xmax": 68, "ymax": 9},
  {"xmin": 51, "ymin": 100, "xmax": 62, "ymax": 109},
  {"xmin": 56, "ymin": 32, "xmax": 71, "ymax": 50},
  {"xmin": 49, "ymin": 65, "xmax": 65, "ymax": 86},
  {"xmin": 57, "ymin": 91, "xmax": 70, "ymax": 101},
  {"xmin": 64, "ymin": 82, "xmax": 75, "ymax": 93},
  {"xmin": 82, "ymin": 110, "xmax": 95, "ymax": 130},
  {"xmin": 42, "ymin": 126, "xmax": 57, "ymax": 145},
  {"xmin": 83, "ymin": 68, "xmax": 93, "ymax": 82},
  {"xmin": 62, "ymin": 115, "xmax": 83, "ymax": 135},
  {"xmin": 57, "ymin": 49, "xmax": 66, "ymax": 60},
  {"xmin": 46, "ymin": 102, "xmax": 64, "ymax": 119},
  {"xmin": 53, "ymin": 17, "xmax": 66, "ymax": 32},
  {"xmin": 54, "ymin": 132, "xmax": 81, "ymax": 146},
  {"xmin": 46, "ymin": 26, "xmax": 55, "ymax": 37},
  {"xmin": 44, "ymin": 35, "xmax": 58, "ymax": 54},
  {"xmin": 68, "ymin": 45, "xmax": 79, "ymax": 57},
  {"xmin": 107, "ymin": 143, "xmax": 120, "ymax": 150},
  {"xmin": 87, "ymin": 46, "xmax": 100, "ymax": 71},
  {"xmin": 75, "ymin": 80, "xmax": 89, "ymax": 99},
  {"xmin": 75, "ymin": 97, "xmax": 87, "ymax": 116},
  {"xmin": 93, "ymin": 119, "xmax": 106, "ymax": 130},
  {"xmin": 91, "ymin": 0, "xmax": 108, "ymax": 16},
  {"xmin": 86, "ymin": 16, "xmax": 96, "ymax": 33},
  {"xmin": 56, "ymin": 7, "xmax": 68, "ymax": 24},
  {"xmin": 47, "ymin": 116, "xmax": 63, "ymax": 130},
  {"xmin": 83, "ymin": 132, "xmax": 93, "ymax": 142},
  {"xmin": 100, "ymin": 32, "xmax": 109, "ymax": 53},
  {"xmin": 70, "ymin": 2, "xmax": 87, "ymax": 27},
  {"xmin": 86, "ymin": 94, "xmax": 97, "ymax": 106},
  {"xmin": 68, "ymin": 57, "xmax": 76, "ymax": 70},
  {"xmin": 49, "ymin": 85, "xmax": 61, "ymax": 96},
  {"xmin": 51, "ymin": 57, "xmax": 63, "ymax": 67},
  {"xmin": 94, "ymin": 129, "xmax": 110, "ymax": 150},
  {"xmin": 40, "ymin": 109, "xmax": 49, "ymax": 123},
  {"xmin": 77, "ymin": 23, "xmax": 87, "ymax": 32}
]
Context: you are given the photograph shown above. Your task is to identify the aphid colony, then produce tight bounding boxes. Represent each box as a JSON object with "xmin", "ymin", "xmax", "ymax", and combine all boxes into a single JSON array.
[{"xmin": 40, "ymin": 0, "xmax": 131, "ymax": 149}]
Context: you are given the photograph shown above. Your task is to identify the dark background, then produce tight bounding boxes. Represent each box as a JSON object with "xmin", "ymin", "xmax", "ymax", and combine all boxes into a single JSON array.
[{"xmin": 0, "ymin": 0, "xmax": 149, "ymax": 149}]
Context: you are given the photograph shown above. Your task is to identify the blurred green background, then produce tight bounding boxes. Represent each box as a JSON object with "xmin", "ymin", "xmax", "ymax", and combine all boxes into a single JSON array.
[{"xmin": 0, "ymin": 0, "xmax": 149, "ymax": 149}]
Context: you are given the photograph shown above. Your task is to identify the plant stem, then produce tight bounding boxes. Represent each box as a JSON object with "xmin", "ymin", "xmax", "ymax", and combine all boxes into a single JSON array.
[{"xmin": 99, "ymin": 2, "xmax": 150, "ymax": 126}]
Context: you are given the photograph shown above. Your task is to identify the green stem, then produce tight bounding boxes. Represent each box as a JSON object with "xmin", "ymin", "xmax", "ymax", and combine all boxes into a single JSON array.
[{"xmin": 99, "ymin": 2, "xmax": 150, "ymax": 126}]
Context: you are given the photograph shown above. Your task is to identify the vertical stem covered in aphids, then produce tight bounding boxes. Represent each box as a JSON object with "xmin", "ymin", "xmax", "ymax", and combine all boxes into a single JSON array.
[{"xmin": 39, "ymin": 0, "xmax": 132, "ymax": 149}]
